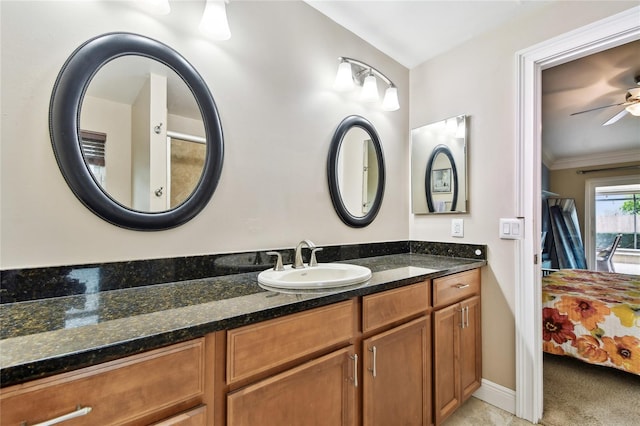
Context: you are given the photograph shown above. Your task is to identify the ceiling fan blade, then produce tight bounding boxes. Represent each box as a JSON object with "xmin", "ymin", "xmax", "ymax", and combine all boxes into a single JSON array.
[
  {"xmin": 603, "ymin": 109, "xmax": 628, "ymax": 126},
  {"xmin": 570, "ymin": 101, "xmax": 626, "ymax": 116}
]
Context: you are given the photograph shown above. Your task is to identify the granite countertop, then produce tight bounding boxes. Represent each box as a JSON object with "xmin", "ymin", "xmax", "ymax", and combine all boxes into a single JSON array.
[{"xmin": 0, "ymin": 253, "xmax": 485, "ymax": 388}]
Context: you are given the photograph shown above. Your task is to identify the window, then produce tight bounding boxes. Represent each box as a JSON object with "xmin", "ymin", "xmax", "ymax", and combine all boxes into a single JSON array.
[
  {"xmin": 80, "ymin": 130, "xmax": 106, "ymax": 187},
  {"xmin": 595, "ymin": 184, "xmax": 639, "ymax": 250}
]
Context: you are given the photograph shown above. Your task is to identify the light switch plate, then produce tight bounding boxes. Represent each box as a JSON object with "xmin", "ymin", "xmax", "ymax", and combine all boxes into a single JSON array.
[
  {"xmin": 499, "ymin": 218, "xmax": 524, "ymax": 239},
  {"xmin": 451, "ymin": 219, "xmax": 464, "ymax": 238}
]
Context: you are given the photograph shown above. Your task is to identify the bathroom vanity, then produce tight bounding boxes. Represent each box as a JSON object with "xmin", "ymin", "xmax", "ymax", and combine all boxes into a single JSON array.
[{"xmin": 0, "ymin": 249, "xmax": 484, "ymax": 425}]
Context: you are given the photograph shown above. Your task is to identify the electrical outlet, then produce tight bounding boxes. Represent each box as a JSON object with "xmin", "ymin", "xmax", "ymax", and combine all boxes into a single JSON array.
[{"xmin": 451, "ymin": 219, "xmax": 464, "ymax": 238}]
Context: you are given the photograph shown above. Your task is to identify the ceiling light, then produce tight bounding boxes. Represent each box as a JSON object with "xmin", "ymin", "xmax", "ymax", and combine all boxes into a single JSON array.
[
  {"xmin": 142, "ymin": 0, "xmax": 170, "ymax": 15},
  {"xmin": 334, "ymin": 57, "xmax": 399, "ymax": 111},
  {"xmin": 200, "ymin": 0, "xmax": 231, "ymax": 40}
]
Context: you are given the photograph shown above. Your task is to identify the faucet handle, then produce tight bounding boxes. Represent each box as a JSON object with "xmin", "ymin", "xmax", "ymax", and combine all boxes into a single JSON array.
[
  {"xmin": 266, "ymin": 251, "xmax": 284, "ymax": 271},
  {"xmin": 309, "ymin": 247, "xmax": 323, "ymax": 267}
]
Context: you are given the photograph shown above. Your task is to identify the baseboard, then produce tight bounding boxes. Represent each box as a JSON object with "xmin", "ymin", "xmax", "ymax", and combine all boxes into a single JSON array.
[{"xmin": 473, "ymin": 379, "xmax": 516, "ymax": 415}]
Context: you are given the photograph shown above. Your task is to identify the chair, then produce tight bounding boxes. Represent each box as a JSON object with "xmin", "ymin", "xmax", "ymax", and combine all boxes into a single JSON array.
[{"xmin": 596, "ymin": 234, "xmax": 622, "ymax": 272}]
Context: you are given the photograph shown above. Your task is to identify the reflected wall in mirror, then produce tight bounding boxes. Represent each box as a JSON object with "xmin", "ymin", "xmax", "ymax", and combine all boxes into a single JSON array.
[
  {"xmin": 327, "ymin": 115, "xmax": 385, "ymax": 227},
  {"xmin": 411, "ymin": 115, "xmax": 467, "ymax": 214},
  {"xmin": 81, "ymin": 55, "xmax": 206, "ymax": 212},
  {"xmin": 49, "ymin": 32, "xmax": 224, "ymax": 230}
]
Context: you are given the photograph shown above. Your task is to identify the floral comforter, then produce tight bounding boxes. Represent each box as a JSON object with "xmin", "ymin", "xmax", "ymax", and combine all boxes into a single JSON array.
[{"xmin": 542, "ymin": 269, "xmax": 640, "ymax": 375}]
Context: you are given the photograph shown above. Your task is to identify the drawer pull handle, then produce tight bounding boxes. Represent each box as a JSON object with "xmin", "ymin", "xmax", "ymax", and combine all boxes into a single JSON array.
[
  {"xmin": 349, "ymin": 354, "xmax": 358, "ymax": 387},
  {"xmin": 26, "ymin": 405, "xmax": 92, "ymax": 426},
  {"xmin": 369, "ymin": 346, "xmax": 377, "ymax": 378},
  {"xmin": 455, "ymin": 283, "xmax": 470, "ymax": 289}
]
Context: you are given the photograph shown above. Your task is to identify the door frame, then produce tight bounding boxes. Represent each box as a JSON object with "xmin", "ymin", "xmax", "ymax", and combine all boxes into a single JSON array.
[{"xmin": 514, "ymin": 6, "xmax": 640, "ymax": 423}]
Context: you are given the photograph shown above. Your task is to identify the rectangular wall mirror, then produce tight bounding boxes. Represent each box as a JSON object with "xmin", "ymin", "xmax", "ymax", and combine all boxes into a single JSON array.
[{"xmin": 411, "ymin": 115, "xmax": 468, "ymax": 214}]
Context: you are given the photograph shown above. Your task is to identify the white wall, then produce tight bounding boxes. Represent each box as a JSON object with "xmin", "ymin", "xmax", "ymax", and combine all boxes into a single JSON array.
[
  {"xmin": 81, "ymin": 96, "xmax": 132, "ymax": 204},
  {"xmin": 0, "ymin": 0, "xmax": 409, "ymax": 268},
  {"xmin": 410, "ymin": 0, "xmax": 638, "ymax": 391}
]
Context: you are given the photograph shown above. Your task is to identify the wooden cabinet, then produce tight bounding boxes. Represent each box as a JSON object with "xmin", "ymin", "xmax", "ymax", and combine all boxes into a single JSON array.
[
  {"xmin": 361, "ymin": 281, "xmax": 431, "ymax": 426},
  {"xmin": 432, "ymin": 269, "xmax": 482, "ymax": 425},
  {"xmin": 362, "ymin": 317, "xmax": 430, "ymax": 426},
  {"xmin": 225, "ymin": 301, "xmax": 357, "ymax": 426},
  {"xmin": 227, "ymin": 347, "xmax": 356, "ymax": 426},
  {"xmin": 1, "ymin": 267, "xmax": 481, "ymax": 426},
  {"xmin": 0, "ymin": 337, "xmax": 215, "ymax": 426}
]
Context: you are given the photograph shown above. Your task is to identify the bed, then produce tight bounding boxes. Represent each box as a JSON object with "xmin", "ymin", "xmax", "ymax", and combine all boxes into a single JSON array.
[{"xmin": 542, "ymin": 269, "xmax": 640, "ymax": 375}]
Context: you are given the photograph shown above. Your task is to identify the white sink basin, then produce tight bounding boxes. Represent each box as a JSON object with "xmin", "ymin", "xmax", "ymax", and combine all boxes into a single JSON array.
[{"xmin": 258, "ymin": 263, "xmax": 372, "ymax": 290}]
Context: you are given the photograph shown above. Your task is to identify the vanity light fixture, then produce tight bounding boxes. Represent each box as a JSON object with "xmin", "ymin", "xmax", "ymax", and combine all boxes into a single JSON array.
[
  {"xmin": 200, "ymin": 0, "xmax": 231, "ymax": 41},
  {"xmin": 334, "ymin": 57, "xmax": 399, "ymax": 111},
  {"xmin": 142, "ymin": 0, "xmax": 171, "ymax": 15}
]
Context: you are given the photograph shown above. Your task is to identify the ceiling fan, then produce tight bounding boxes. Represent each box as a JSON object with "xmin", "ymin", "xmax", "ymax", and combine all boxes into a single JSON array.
[{"xmin": 570, "ymin": 76, "xmax": 640, "ymax": 126}]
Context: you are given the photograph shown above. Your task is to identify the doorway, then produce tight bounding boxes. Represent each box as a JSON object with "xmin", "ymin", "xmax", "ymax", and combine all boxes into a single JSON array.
[{"xmin": 514, "ymin": 7, "xmax": 640, "ymax": 423}]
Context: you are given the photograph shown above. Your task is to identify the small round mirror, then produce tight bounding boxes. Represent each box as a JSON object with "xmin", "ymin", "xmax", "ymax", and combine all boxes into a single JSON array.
[
  {"xmin": 425, "ymin": 145, "xmax": 458, "ymax": 213},
  {"xmin": 327, "ymin": 116, "xmax": 385, "ymax": 227}
]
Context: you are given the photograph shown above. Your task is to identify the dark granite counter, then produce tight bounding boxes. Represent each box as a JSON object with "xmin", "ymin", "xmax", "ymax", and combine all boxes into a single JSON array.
[{"xmin": 0, "ymin": 252, "xmax": 485, "ymax": 388}]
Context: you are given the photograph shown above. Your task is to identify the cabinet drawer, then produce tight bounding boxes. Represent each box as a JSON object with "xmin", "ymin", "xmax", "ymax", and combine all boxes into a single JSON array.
[
  {"xmin": 227, "ymin": 300, "xmax": 356, "ymax": 384},
  {"xmin": 432, "ymin": 269, "xmax": 480, "ymax": 309},
  {"xmin": 150, "ymin": 405, "xmax": 206, "ymax": 426},
  {"xmin": 0, "ymin": 339, "xmax": 205, "ymax": 426},
  {"xmin": 362, "ymin": 281, "xmax": 429, "ymax": 333}
]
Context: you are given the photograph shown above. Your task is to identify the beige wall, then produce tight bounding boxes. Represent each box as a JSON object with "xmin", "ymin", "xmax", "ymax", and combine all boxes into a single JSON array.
[
  {"xmin": 409, "ymin": 1, "xmax": 637, "ymax": 391},
  {"xmin": 0, "ymin": 0, "xmax": 409, "ymax": 268},
  {"xmin": 549, "ymin": 161, "xmax": 640, "ymax": 239},
  {"xmin": 1, "ymin": 0, "xmax": 637, "ymax": 396}
]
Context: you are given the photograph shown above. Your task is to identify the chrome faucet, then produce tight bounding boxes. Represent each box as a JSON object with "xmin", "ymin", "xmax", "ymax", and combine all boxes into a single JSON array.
[{"xmin": 292, "ymin": 239, "xmax": 316, "ymax": 268}]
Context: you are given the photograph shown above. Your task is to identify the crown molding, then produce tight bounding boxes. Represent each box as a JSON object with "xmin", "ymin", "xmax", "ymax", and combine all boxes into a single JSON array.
[{"xmin": 547, "ymin": 148, "xmax": 640, "ymax": 170}]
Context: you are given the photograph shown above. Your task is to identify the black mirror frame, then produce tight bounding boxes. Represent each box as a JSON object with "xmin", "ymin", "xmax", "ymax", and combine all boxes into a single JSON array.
[
  {"xmin": 424, "ymin": 144, "xmax": 459, "ymax": 213},
  {"xmin": 327, "ymin": 115, "xmax": 386, "ymax": 228},
  {"xmin": 49, "ymin": 32, "xmax": 224, "ymax": 231}
]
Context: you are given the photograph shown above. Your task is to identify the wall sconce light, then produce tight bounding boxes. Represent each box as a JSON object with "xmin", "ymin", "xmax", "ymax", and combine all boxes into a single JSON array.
[
  {"xmin": 199, "ymin": 0, "xmax": 231, "ymax": 40},
  {"xmin": 142, "ymin": 0, "xmax": 171, "ymax": 15},
  {"xmin": 334, "ymin": 57, "xmax": 399, "ymax": 111}
]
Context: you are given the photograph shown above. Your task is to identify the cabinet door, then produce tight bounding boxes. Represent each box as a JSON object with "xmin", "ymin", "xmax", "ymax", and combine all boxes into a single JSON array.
[
  {"xmin": 363, "ymin": 316, "xmax": 431, "ymax": 426},
  {"xmin": 460, "ymin": 295, "xmax": 482, "ymax": 401},
  {"xmin": 227, "ymin": 346, "xmax": 356, "ymax": 426},
  {"xmin": 433, "ymin": 303, "xmax": 461, "ymax": 425}
]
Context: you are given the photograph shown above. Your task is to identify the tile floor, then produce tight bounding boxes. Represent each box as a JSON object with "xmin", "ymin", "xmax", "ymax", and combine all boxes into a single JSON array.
[{"xmin": 442, "ymin": 397, "xmax": 533, "ymax": 426}]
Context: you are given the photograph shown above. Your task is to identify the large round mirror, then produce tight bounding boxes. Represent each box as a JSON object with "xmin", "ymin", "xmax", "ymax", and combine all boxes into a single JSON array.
[
  {"xmin": 50, "ymin": 32, "xmax": 223, "ymax": 230},
  {"xmin": 327, "ymin": 115, "xmax": 385, "ymax": 227}
]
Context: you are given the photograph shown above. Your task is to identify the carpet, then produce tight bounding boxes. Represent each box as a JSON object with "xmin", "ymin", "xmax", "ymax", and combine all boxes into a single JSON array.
[{"xmin": 541, "ymin": 353, "xmax": 640, "ymax": 425}]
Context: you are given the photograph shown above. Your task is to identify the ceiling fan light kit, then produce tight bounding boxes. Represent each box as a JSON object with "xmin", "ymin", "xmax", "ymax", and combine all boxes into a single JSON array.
[{"xmin": 571, "ymin": 76, "xmax": 640, "ymax": 126}]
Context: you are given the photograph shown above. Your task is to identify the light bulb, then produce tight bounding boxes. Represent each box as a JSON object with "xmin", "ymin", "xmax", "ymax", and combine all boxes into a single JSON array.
[
  {"xmin": 382, "ymin": 86, "xmax": 399, "ymax": 111},
  {"xmin": 361, "ymin": 73, "xmax": 379, "ymax": 102},
  {"xmin": 334, "ymin": 61, "xmax": 354, "ymax": 91},
  {"xmin": 200, "ymin": 0, "xmax": 231, "ymax": 41},
  {"xmin": 625, "ymin": 102, "xmax": 640, "ymax": 116}
]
